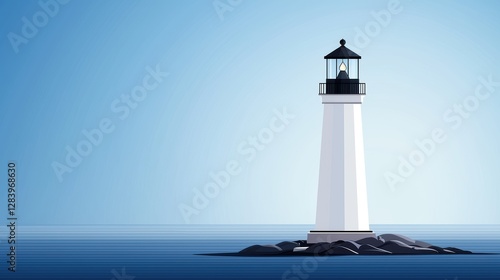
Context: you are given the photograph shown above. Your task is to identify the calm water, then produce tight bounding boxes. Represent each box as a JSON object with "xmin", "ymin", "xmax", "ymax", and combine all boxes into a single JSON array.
[{"xmin": 0, "ymin": 225, "xmax": 499, "ymax": 279}]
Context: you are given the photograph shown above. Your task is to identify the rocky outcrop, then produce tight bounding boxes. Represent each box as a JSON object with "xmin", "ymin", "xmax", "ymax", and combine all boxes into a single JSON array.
[{"xmin": 238, "ymin": 234, "xmax": 472, "ymax": 256}]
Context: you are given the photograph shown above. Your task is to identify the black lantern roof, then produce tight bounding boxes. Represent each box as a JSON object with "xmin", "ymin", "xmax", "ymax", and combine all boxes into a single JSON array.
[{"xmin": 324, "ymin": 39, "xmax": 361, "ymax": 59}]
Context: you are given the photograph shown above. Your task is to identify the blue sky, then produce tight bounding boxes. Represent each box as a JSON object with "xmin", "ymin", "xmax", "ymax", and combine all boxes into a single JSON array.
[{"xmin": 1, "ymin": 0, "xmax": 500, "ymax": 225}]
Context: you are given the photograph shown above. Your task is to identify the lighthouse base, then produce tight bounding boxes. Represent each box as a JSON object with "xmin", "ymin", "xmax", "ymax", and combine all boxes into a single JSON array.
[{"xmin": 307, "ymin": 230, "xmax": 375, "ymax": 244}]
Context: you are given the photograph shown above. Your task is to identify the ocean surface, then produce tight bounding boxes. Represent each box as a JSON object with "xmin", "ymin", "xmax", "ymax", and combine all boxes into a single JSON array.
[{"xmin": 0, "ymin": 224, "xmax": 499, "ymax": 279}]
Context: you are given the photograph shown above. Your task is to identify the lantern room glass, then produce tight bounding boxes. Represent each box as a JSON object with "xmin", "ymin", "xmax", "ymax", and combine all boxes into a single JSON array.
[{"xmin": 326, "ymin": 59, "xmax": 359, "ymax": 80}]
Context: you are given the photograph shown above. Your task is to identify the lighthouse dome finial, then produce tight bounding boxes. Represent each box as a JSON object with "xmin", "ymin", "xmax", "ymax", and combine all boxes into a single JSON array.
[{"xmin": 340, "ymin": 39, "xmax": 346, "ymax": 46}]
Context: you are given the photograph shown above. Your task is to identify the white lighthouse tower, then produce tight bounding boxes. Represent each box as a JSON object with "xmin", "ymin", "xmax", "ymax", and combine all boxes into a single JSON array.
[{"xmin": 307, "ymin": 39, "xmax": 375, "ymax": 243}]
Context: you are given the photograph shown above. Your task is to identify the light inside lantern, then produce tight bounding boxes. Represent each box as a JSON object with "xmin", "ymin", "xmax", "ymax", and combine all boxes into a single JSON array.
[{"xmin": 339, "ymin": 62, "xmax": 347, "ymax": 72}]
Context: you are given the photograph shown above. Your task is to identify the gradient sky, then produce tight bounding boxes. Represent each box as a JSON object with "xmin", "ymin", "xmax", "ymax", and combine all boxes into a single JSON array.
[{"xmin": 1, "ymin": 0, "xmax": 500, "ymax": 225}]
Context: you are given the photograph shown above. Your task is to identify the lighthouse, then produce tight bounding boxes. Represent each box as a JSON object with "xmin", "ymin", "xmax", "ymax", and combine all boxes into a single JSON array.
[{"xmin": 307, "ymin": 39, "xmax": 375, "ymax": 244}]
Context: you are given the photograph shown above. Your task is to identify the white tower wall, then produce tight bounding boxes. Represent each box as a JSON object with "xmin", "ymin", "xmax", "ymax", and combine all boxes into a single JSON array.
[{"xmin": 307, "ymin": 94, "xmax": 373, "ymax": 243}]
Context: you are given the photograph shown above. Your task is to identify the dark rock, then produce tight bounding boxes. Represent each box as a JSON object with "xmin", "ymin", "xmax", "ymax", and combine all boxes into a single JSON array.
[
  {"xmin": 379, "ymin": 234, "xmax": 416, "ymax": 246},
  {"xmin": 379, "ymin": 240, "xmax": 439, "ymax": 254},
  {"xmin": 358, "ymin": 244, "xmax": 392, "ymax": 255},
  {"xmin": 293, "ymin": 240, "xmax": 308, "ymax": 247},
  {"xmin": 379, "ymin": 240, "xmax": 416, "ymax": 254},
  {"xmin": 415, "ymin": 240, "xmax": 433, "ymax": 248},
  {"xmin": 304, "ymin": 242, "xmax": 331, "ymax": 254},
  {"xmin": 334, "ymin": 241, "xmax": 361, "ymax": 252},
  {"xmin": 325, "ymin": 245, "xmax": 359, "ymax": 255},
  {"xmin": 444, "ymin": 247, "xmax": 472, "ymax": 254},
  {"xmin": 356, "ymin": 237, "xmax": 384, "ymax": 247},
  {"xmin": 239, "ymin": 245, "xmax": 282, "ymax": 255},
  {"xmin": 429, "ymin": 245, "xmax": 455, "ymax": 254},
  {"xmin": 276, "ymin": 241, "xmax": 300, "ymax": 252},
  {"xmin": 411, "ymin": 247, "xmax": 439, "ymax": 254}
]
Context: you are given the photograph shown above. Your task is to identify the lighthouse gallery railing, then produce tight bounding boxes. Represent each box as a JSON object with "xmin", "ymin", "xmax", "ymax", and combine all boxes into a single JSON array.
[{"xmin": 319, "ymin": 83, "xmax": 366, "ymax": 95}]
